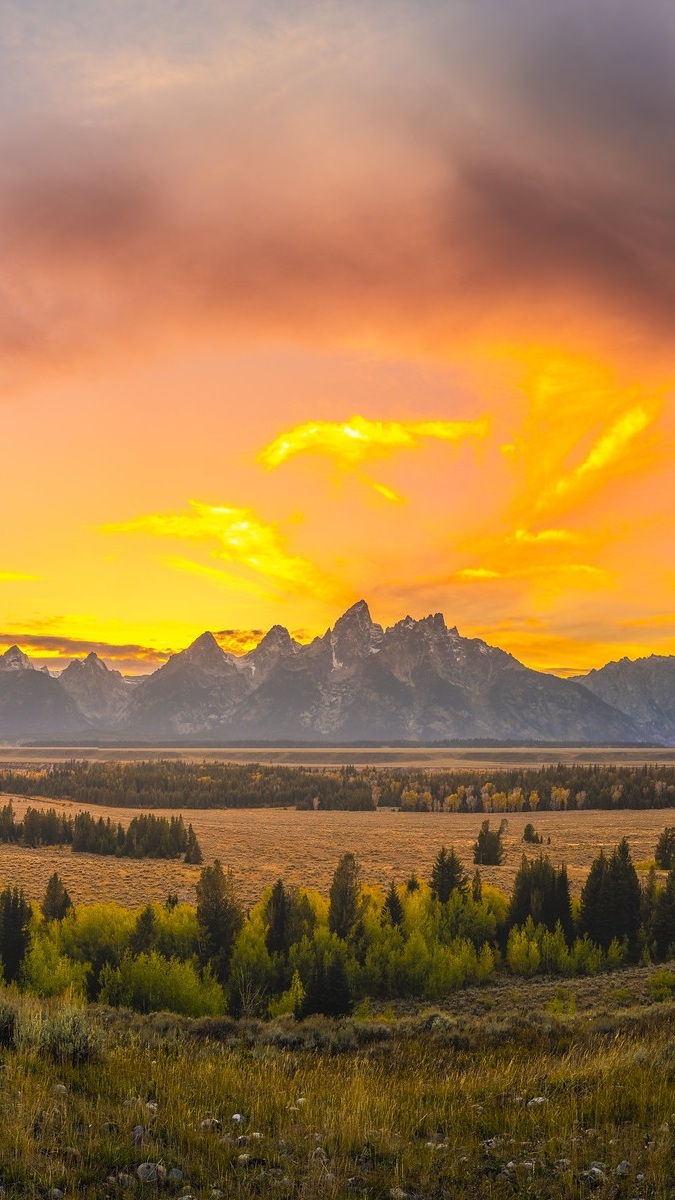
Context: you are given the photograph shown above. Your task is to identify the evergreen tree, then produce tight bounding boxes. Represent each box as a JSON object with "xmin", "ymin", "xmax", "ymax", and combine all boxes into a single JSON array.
[
  {"xmin": 608, "ymin": 838, "xmax": 642, "ymax": 954},
  {"xmin": 196, "ymin": 860, "xmax": 244, "ymax": 984},
  {"xmin": 509, "ymin": 855, "xmax": 573, "ymax": 940},
  {"xmin": 655, "ymin": 826, "xmax": 675, "ymax": 870},
  {"xmin": 0, "ymin": 886, "xmax": 32, "ymax": 983},
  {"xmin": 653, "ymin": 868, "xmax": 675, "ymax": 959},
  {"xmin": 382, "ymin": 880, "xmax": 404, "ymax": 927},
  {"xmin": 129, "ymin": 904, "xmax": 157, "ymax": 956},
  {"xmin": 429, "ymin": 846, "xmax": 468, "ymax": 903},
  {"xmin": 328, "ymin": 852, "xmax": 360, "ymax": 940},
  {"xmin": 406, "ymin": 874, "xmax": 420, "ymax": 893},
  {"xmin": 266, "ymin": 879, "xmax": 290, "ymax": 956},
  {"xmin": 579, "ymin": 849, "xmax": 612, "ymax": 948},
  {"xmin": 184, "ymin": 824, "xmax": 203, "ymax": 864},
  {"xmin": 472, "ymin": 869, "xmax": 482, "ymax": 903},
  {"xmin": 41, "ymin": 872, "xmax": 73, "ymax": 921},
  {"xmin": 473, "ymin": 819, "xmax": 507, "ymax": 865}
]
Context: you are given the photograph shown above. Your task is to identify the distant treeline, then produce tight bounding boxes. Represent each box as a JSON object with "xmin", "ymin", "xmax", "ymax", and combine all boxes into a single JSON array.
[
  {"xmin": 0, "ymin": 801, "xmax": 202, "ymax": 861},
  {"xmin": 1, "ymin": 760, "xmax": 675, "ymax": 810}
]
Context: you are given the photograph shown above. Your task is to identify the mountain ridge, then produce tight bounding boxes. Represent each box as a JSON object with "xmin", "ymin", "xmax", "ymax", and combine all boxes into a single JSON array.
[{"xmin": 0, "ymin": 603, "xmax": 671, "ymax": 743}]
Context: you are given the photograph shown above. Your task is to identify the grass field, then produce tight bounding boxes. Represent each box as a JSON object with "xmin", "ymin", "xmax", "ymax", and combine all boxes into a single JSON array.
[
  {"xmin": 2, "ymin": 969, "xmax": 675, "ymax": 1197},
  {"xmin": 0, "ymin": 795, "xmax": 670, "ymax": 909}
]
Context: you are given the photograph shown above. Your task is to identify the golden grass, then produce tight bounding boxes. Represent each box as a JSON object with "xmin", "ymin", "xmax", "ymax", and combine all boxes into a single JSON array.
[{"xmin": 0, "ymin": 796, "xmax": 670, "ymax": 909}]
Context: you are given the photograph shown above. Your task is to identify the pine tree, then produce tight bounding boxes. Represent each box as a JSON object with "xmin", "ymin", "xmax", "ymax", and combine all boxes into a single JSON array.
[
  {"xmin": 266, "ymin": 879, "xmax": 290, "ymax": 956},
  {"xmin": 430, "ymin": 846, "xmax": 468, "ymax": 903},
  {"xmin": 608, "ymin": 838, "xmax": 641, "ymax": 955},
  {"xmin": 0, "ymin": 886, "xmax": 32, "ymax": 983},
  {"xmin": 473, "ymin": 819, "xmax": 507, "ymax": 865},
  {"xmin": 653, "ymin": 868, "xmax": 675, "ymax": 959},
  {"xmin": 328, "ymin": 852, "xmax": 361, "ymax": 940},
  {"xmin": 472, "ymin": 869, "xmax": 482, "ymax": 903},
  {"xmin": 382, "ymin": 881, "xmax": 404, "ymax": 927},
  {"xmin": 184, "ymin": 824, "xmax": 203, "ymax": 864},
  {"xmin": 579, "ymin": 849, "xmax": 612, "ymax": 948},
  {"xmin": 41, "ymin": 872, "xmax": 73, "ymax": 921},
  {"xmin": 129, "ymin": 904, "xmax": 157, "ymax": 956},
  {"xmin": 196, "ymin": 860, "xmax": 244, "ymax": 984}
]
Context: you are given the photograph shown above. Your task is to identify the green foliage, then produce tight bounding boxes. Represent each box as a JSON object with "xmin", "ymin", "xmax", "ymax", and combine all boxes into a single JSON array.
[
  {"xmin": 99, "ymin": 950, "xmax": 225, "ymax": 1016},
  {"xmin": 649, "ymin": 968, "xmax": 675, "ymax": 1001},
  {"xmin": 580, "ymin": 839, "xmax": 642, "ymax": 955},
  {"xmin": 41, "ymin": 872, "xmax": 73, "ymax": 921},
  {"xmin": 429, "ymin": 846, "xmax": 468, "ymax": 903},
  {"xmin": 196, "ymin": 860, "xmax": 243, "ymax": 984},
  {"xmin": 0, "ymin": 885, "xmax": 32, "ymax": 984},
  {"xmin": 509, "ymin": 854, "xmax": 573, "ymax": 939},
  {"xmin": 382, "ymin": 881, "xmax": 404, "ymax": 927},
  {"xmin": 655, "ymin": 826, "xmax": 675, "ymax": 869},
  {"xmin": 653, "ymin": 868, "xmax": 675, "ymax": 959},
  {"xmin": 328, "ymin": 852, "xmax": 361, "ymax": 940},
  {"xmin": 473, "ymin": 819, "xmax": 507, "ymax": 865},
  {"xmin": 523, "ymin": 822, "xmax": 543, "ymax": 844},
  {"xmin": 37, "ymin": 1007, "xmax": 101, "ymax": 1064}
]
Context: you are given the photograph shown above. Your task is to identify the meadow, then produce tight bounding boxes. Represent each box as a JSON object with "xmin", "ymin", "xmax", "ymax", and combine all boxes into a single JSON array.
[
  {"xmin": 0, "ymin": 797, "xmax": 670, "ymax": 908},
  {"xmin": 2, "ymin": 969, "xmax": 675, "ymax": 1197}
]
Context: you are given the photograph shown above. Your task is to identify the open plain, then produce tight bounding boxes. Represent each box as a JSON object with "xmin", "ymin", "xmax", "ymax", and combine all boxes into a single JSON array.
[{"xmin": 0, "ymin": 792, "xmax": 670, "ymax": 909}]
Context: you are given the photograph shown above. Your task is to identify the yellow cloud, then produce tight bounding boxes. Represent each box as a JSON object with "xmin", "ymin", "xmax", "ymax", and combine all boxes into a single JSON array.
[
  {"xmin": 0, "ymin": 571, "xmax": 38, "ymax": 582},
  {"xmin": 554, "ymin": 405, "xmax": 653, "ymax": 498},
  {"xmin": 453, "ymin": 563, "xmax": 609, "ymax": 586},
  {"xmin": 259, "ymin": 414, "xmax": 489, "ymax": 500},
  {"xmin": 102, "ymin": 501, "xmax": 334, "ymax": 598},
  {"xmin": 512, "ymin": 528, "xmax": 581, "ymax": 545}
]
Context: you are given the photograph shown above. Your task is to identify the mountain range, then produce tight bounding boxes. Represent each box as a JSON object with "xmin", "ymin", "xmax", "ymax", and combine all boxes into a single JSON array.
[{"xmin": 0, "ymin": 602, "xmax": 672, "ymax": 744}]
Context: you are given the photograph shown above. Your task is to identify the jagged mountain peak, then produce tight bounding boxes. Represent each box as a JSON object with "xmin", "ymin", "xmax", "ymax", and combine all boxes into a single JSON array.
[
  {"xmin": 0, "ymin": 645, "xmax": 34, "ymax": 671},
  {"xmin": 256, "ymin": 624, "xmax": 295, "ymax": 650}
]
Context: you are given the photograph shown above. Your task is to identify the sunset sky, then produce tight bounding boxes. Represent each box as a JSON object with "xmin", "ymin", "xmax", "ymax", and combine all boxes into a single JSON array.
[{"xmin": 1, "ymin": 0, "xmax": 674, "ymax": 675}]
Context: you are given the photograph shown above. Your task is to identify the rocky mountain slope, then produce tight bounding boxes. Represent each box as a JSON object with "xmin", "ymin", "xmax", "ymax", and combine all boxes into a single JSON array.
[
  {"xmin": 572, "ymin": 655, "xmax": 675, "ymax": 744},
  {"xmin": 0, "ymin": 603, "xmax": 670, "ymax": 743}
]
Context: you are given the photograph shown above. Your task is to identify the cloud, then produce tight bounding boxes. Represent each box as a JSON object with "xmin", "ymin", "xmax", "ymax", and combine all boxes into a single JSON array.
[
  {"xmin": 101, "ymin": 500, "xmax": 338, "ymax": 599},
  {"xmin": 5, "ymin": 1, "xmax": 675, "ymax": 391},
  {"xmin": 0, "ymin": 571, "xmax": 38, "ymax": 581},
  {"xmin": 258, "ymin": 414, "xmax": 489, "ymax": 499},
  {"xmin": 552, "ymin": 405, "xmax": 655, "ymax": 502},
  {"xmin": 0, "ymin": 632, "xmax": 171, "ymax": 667}
]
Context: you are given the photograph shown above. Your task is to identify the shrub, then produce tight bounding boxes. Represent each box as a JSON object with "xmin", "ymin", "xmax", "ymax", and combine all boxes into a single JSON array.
[
  {"xmin": 650, "ymin": 968, "xmax": 675, "ymax": 1002},
  {"xmin": 38, "ymin": 1007, "xmax": 102, "ymax": 1064}
]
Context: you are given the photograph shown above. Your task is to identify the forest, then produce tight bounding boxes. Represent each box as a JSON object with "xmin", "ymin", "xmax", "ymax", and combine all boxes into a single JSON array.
[
  {"xmin": 0, "ymin": 802, "xmax": 202, "ymax": 861},
  {"xmin": 1, "ymin": 830, "xmax": 675, "ymax": 1020},
  {"xmin": 1, "ymin": 759, "xmax": 675, "ymax": 810}
]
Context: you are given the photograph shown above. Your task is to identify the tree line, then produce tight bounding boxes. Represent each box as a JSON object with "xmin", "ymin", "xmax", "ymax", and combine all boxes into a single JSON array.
[
  {"xmin": 1, "ymin": 760, "xmax": 675, "ymax": 811},
  {"xmin": 0, "ymin": 829, "xmax": 675, "ymax": 1019},
  {"xmin": 0, "ymin": 801, "xmax": 202, "ymax": 861}
]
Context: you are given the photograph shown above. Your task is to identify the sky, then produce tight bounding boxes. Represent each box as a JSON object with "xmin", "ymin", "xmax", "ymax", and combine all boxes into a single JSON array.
[{"xmin": 1, "ymin": 0, "xmax": 674, "ymax": 675}]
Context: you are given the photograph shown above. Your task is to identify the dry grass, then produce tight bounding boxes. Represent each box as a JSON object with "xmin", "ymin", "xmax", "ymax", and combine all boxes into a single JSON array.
[{"xmin": 0, "ymin": 796, "xmax": 669, "ymax": 909}]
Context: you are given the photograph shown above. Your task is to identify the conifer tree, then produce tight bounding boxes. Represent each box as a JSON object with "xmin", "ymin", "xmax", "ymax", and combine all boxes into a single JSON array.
[
  {"xmin": 0, "ymin": 885, "xmax": 32, "ymax": 984},
  {"xmin": 41, "ymin": 872, "xmax": 73, "ymax": 921},
  {"xmin": 653, "ymin": 868, "xmax": 675, "ymax": 959},
  {"xmin": 184, "ymin": 824, "xmax": 203, "ymax": 864},
  {"xmin": 196, "ymin": 860, "xmax": 243, "ymax": 983},
  {"xmin": 430, "ymin": 846, "xmax": 468, "ymax": 903},
  {"xmin": 266, "ymin": 879, "xmax": 290, "ymax": 956},
  {"xmin": 328, "ymin": 852, "xmax": 361, "ymax": 940},
  {"xmin": 382, "ymin": 880, "xmax": 404, "ymax": 927},
  {"xmin": 129, "ymin": 904, "xmax": 157, "ymax": 956}
]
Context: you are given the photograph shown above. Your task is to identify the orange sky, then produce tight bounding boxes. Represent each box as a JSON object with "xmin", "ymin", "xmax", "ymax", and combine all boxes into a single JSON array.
[{"xmin": 1, "ymin": 1, "xmax": 674, "ymax": 675}]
